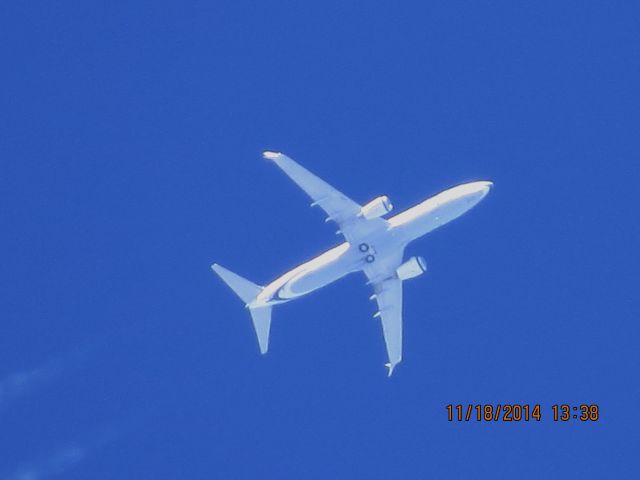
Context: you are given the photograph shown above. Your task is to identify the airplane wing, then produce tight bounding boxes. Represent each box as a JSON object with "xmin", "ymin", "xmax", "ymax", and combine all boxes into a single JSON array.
[
  {"xmin": 263, "ymin": 151, "xmax": 388, "ymax": 243},
  {"xmin": 364, "ymin": 249, "xmax": 405, "ymax": 376}
]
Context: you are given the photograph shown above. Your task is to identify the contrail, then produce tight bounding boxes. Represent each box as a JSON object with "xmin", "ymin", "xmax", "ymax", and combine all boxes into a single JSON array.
[
  {"xmin": 0, "ymin": 362, "xmax": 62, "ymax": 411},
  {"xmin": 3, "ymin": 444, "xmax": 86, "ymax": 480}
]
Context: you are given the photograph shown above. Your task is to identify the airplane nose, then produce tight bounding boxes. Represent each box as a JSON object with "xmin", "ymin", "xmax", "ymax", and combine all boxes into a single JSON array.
[
  {"xmin": 438, "ymin": 181, "xmax": 494, "ymax": 205},
  {"xmin": 478, "ymin": 181, "xmax": 493, "ymax": 197}
]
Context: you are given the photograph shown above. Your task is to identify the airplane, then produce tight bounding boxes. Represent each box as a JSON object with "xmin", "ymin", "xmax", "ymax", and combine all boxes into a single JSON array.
[{"xmin": 211, "ymin": 151, "xmax": 493, "ymax": 376}]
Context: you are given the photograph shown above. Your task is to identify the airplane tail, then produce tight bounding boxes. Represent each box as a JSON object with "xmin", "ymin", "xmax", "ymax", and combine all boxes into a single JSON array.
[
  {"xmin": 211, "ymin": 263, "xmax": 272, "ymax": 354},
  {"xmin": 247, "ymin": 305, "xmax": 272, "ymax": 354}
]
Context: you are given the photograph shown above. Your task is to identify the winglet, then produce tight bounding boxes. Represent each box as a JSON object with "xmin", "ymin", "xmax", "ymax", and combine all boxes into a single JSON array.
[
  {"xmin": 263, "ymin": 151, "xmax": 281, "ymax": 160},
  {"xmin": 385, "ymin": 362, "xmax": 396, "ymax": 377}
]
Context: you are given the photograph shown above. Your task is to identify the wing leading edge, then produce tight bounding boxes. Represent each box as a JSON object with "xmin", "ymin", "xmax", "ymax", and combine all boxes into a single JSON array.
[{"xmin": 263, "ymin": 151, "xmax": 388, "ymax": 243}]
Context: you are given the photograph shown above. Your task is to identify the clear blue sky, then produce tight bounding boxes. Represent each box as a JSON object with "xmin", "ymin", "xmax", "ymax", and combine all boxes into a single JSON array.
[{"xmin": 2, "ymin": 1, "xmax": 639, "ymax": 478}]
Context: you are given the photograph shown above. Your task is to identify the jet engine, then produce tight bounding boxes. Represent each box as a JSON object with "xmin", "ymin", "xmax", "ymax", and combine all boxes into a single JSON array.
[
  {"xmin": 360, "ymin": 195, "xmax": 393, "ymax": 219},
  {"xmin": 396, "ymin": 256, "xmax": 427, "ymax": 280}
]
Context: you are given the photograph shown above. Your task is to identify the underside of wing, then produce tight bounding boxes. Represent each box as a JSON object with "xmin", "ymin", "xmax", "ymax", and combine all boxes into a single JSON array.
[
  {"xmin": 364, "ymin": 248, "xmax": 406, "ymax": 376},
  {"xmin": 371, "ymin": 278, "xmax": 403, "ymax": 376},
  {"xmin": 263, "ymin": 151, "xmax": 388, "ymax": 243}
]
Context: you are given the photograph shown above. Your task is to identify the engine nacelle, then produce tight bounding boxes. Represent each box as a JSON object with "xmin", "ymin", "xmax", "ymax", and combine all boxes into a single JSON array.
[
  {"xmin": 396, "ymin": 256, "xmax": 427, "ymax": 280},
  {"xmin": 360, "ymin": 195, "xmax": 393, "ymax": 219}
]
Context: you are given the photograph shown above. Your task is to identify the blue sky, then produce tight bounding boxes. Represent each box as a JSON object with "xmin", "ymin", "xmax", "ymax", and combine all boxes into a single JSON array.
[{"xmin": 1, "ymin": 1, "xmax": 639, "ymax": 478}]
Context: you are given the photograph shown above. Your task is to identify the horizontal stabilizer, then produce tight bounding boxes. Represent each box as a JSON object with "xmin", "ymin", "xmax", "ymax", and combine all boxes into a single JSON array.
[
  {"xmin": 249, "ymin": 306, "xmax": 272, "ymax": 354},
  {"xmin": 211, "ymin": 263, "xmax": 262, "ymax": 305},
  {"xmin": 211, "ymin": 263, "xmax": 272, "ymax": 354}
]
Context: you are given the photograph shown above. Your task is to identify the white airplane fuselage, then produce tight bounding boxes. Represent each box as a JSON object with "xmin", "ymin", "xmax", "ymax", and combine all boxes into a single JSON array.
[{"xmin": 252, "ymin": 181, "xmax": 492, "ymax": 308}]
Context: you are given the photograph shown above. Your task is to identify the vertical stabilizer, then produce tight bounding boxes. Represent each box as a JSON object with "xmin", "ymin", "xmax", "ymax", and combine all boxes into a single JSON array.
[{"xmin": 211, "ymin": 263, "xmax": 272, "ymax": 354}]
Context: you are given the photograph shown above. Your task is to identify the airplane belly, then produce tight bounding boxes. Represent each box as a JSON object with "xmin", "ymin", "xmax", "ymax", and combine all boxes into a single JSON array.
[
  {"xmin": 412, "ymin": 198, "xmax": 477, "ymax": 237},
  {"xmin": 287, "ymin": 260, "xmax": 353, "ymax": 296},
  {"xmin": 390, "ymin": 183, "xmax": 490, "ymax": 241},
  {"xmin": 279, "ymin": 247, "xmax": 357, "ymax": 298}
]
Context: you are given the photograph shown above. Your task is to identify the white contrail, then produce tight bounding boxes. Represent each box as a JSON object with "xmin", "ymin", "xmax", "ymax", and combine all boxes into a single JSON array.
[
  {"xmin": 3, "ymin": 445, "xmax": 86, "ymax": 480},
  {"xmin": 0, "ymin": 345, "xmax": 94, "ymax": 412},
  {"xmin": 0, "ymin": 362, "xmax": 61, "ymax": 411}
]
